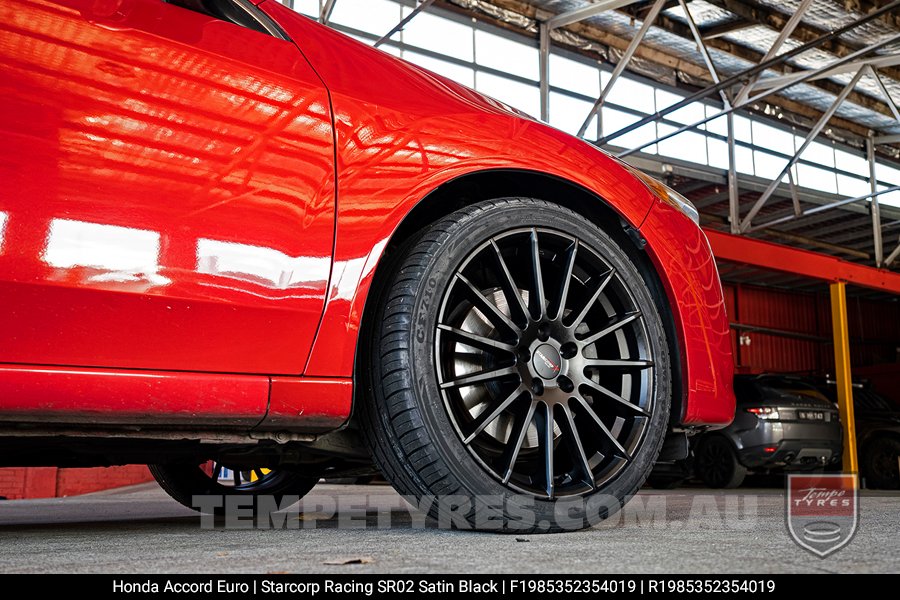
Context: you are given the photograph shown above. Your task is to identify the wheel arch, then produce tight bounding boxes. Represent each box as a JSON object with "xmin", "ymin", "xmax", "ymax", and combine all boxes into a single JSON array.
[{"xmin": 352, "ymin": 168, "xmax": 684, "ymax": 428}]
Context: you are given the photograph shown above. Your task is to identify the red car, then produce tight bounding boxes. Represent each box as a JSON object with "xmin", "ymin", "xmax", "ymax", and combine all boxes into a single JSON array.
[{"xmin": 0, "ymin": 0, "xmax": 734, "ymax": 531}]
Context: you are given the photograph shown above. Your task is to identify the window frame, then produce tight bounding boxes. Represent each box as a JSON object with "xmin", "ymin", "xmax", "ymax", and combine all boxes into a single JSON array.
[{"xmin": 167, "ymin": 0, "xmax": 291, "ymax": 41}]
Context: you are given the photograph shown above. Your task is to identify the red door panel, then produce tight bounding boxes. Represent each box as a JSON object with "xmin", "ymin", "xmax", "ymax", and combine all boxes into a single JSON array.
[{"xmin": 0, "ymin": 0, "xmax": 334, "ymax": 374}]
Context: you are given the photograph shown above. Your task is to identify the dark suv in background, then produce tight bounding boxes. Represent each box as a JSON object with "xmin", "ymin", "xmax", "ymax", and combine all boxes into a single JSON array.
[
  {"xmin": 815, "ymin": 380, "xmax": 900, "ymax": 489},
  {"xmin": 687, "ymin": 375, "xmax": 842, "ymax": 488}
]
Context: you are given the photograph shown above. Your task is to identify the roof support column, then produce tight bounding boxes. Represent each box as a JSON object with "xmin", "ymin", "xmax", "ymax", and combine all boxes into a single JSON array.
[
  {"xmin": 867, "ymin": 135, "xmax": 883, "ymax": 267},
  {"xmin": 829, "ymin": 282, "xmax": 858, "ymax": 475},
  {"xmin": 539, "ymin": 21, "xmax": 550, "ymax": 122},
  {"xmin": 727, "ymin": 113, "xmax": 740, "ymax": 234}
]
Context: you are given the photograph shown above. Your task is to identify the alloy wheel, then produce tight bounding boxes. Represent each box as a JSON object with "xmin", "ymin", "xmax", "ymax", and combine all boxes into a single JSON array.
[{"xmin": 435, "ymin": 227, "xmax": 655, "ymax": 498}]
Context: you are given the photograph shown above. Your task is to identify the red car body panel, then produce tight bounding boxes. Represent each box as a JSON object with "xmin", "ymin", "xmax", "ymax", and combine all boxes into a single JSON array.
[
  {"xmin": 0, "ymin": 365, "xmax": 268, "ymax": 425},
  {"xmin": 0, "ymin": 0, "xmax": 335, "ymax": 377},
  {"xmin": 639, "ymin": 203, "xmax": 735, "ymax": 425},
  {"xmin": 0, "ymin": 364, "xmax": 349, "ymax": 432},
  {"xmin": 263, "ymin": 376, "xmax": 353, "ymax": 431},
  {"xmin": 0, "ymin": 0, "xmax": 734, "ymax": 430}
]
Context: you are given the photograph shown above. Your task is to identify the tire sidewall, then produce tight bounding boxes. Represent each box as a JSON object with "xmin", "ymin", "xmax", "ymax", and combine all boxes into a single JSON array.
[{"xmin": 400, "ymin": 200, "xmax": 671, "ymax": 530}]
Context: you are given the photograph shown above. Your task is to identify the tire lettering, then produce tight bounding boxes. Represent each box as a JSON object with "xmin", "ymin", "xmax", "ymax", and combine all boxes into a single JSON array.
[{"xmin": 414, "ymin": 278, "xmax": 438, "ymax": 343}]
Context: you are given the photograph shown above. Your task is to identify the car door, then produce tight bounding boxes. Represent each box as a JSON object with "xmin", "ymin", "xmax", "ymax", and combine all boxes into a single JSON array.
[{"xmin": 0, "ymin": 0, "xmax": 335, "ymax": 375}]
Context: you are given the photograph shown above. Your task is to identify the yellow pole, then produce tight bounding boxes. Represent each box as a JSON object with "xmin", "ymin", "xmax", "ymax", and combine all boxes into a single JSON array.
[{"xmin": 830, "ymin": 282, "xmax": 858, "ymax": 474}]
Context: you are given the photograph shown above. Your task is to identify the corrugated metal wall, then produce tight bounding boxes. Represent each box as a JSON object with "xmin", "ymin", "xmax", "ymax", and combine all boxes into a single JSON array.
[{"xmin": 724, "ymin": 283, "xmax": 900, "ymax": 379}]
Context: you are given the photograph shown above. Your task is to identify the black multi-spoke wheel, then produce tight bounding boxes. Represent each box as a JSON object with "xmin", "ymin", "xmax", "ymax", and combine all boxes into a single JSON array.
[
  {"xmin": 436, "ymin": 227, "xmax": 653, "ymax": 498},
  {"xmin": 694, "ymin": 436, "xmax": 746, "ymax": 489},
  {"xmin": 149, "ymin": 461, "xmax": 320, "ymax": 515},
  {"xmin": 361, "ymin": 198, "xmax": 671, "ymax": 531}
]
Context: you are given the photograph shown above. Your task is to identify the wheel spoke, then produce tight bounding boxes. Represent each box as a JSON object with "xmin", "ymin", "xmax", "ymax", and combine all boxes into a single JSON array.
[
  {"xmin": 535, "ymin": 403, "xmax": 555, "ymax": 498},
  {"xmin": 464, "ymin": 386, "xmax": 528, "ymax": 444},
  {"xmin": 489, "ymin": 239, "xmax": 530, "ymax": 326},
  {"xmin": 437, "ymin": 324, "xmax": 516, "ymax": 354},
  {"xmin": 499, "ymin": 400, "xmax": 538, "ymax": 484},
  {"xmin": 559, "ymin": 404, "xmax": 595, "ymax": 488},
  {"xmin": 552, "ymin": 240, "xmax": 578, "ymax": 320},
  {"xmin": 580, "ymin": 311, "xmax": 641, "ymax": 346},
  {"xmin": 583, "ymin": 358, "xmax": 654, "ymax": 370},
  {"xmin": 455, "ymin": 273, "xmax": 520, "ymax": 334},
  {"xmin": 570, "ymin": 269, "xmax": 614, "ymax": 329},
  {"xmin": 529, "ymin": 229, "xmax": 546, "ymax": 320},
  {"xmin": 233, "ymin": 469, "xmax": 241, "ymax": 486},
  {"xmin": 580, "ymin": 379, "xmax": 650, "ymax": 416},
  {"xmin": 211, "ymin": 462, "xmax": 223, "ymax": 480},
  {"xmin": 570, "ymin": 395, "xmax": 631, "ymax": 460},
  {"xmin": 439, "ymin": 366, "xmax": 518, "ymax": 390}
]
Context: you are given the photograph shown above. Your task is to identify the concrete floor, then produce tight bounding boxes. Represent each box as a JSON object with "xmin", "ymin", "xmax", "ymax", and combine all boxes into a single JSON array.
[{"xmin": 0, "ymin": 483, "xmax": 897, "ymax": 573}]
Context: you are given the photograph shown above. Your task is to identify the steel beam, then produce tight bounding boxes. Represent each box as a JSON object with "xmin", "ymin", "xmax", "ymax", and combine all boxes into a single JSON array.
[
  {"xmin": 677, "ymin": 0, "xmax": 729, "ymax": 107},
  {"xmin": 577, "ymin": 0, "xmax": 666, "ymax": 137},
  {"xmin": 615, "ymin": 32, "xmax": 900, "ymax": 159},
  {"xmin": 830, "ymin": 282, "xmax": 859, "ymax": 475},
  {"xmin": 547, "ymin": 0, "xmax": 643, "ymax": 30},
  {"xmin": 594, "ymin": 3, "xmax": 900, "ymax": 147},
  {"xmin": 875, "ymin": 133, "xmax": 900, "ymax": 145},
  {"xmin": 700, "ymin": 19, "xmax": 753, "ymax": 41},
  {"xmin": 787, "ymin": 169, "xmax": 801, "ymax": 216},
  {"xmin": 830, "ymin": 225, "xmax": 893, "ymax": 246},
  {"xmin": 374, "ymin": 0, "xmax": 436, "ymax": 48},
  {"xmin": 748, "ymin": 54, "xmax": 900, "ymax": 93},
  {"xmin": 727, "ymin": 113, "xmax": 739, "ymax": 233},
  {"xmin": 539, "ymin": 0, "xmax": 644, "ymax": 126},
  {"xmin": 869, "ymin": 67, "xmax": 900, "ymax": 124},
  {"xmin": 887, "ymin": 240, "xmax": 900, "ymax": 266},
  {"xmin": 740, "ymin": 68, "xmax": 866, "ymax": 231},
  {"xmin": 695, "ymin": 189, "xmax": 732, "ymax": 209},
  {"xmin": 539, "ymin": 21, "xmax": 550, "ymax": 122},
  {"xmin": 748, "ymin": 186, "xmax": 900, "ymax": 233},
  {"xmin": 732, "ymin": 0, "xmax": 814, "ymax": 106},
  {"xmin": 648, "ymin": 11, "xmax": 899, "ymax": 126},
  {"xmin": 705, "ymin": 0, "xmax": 900, "ymax": 86},
  {"xmin": 868, "ymin": 136, "xmax": 884, "ymax": 267},
  {"xmin": 704, "ymin": 229, "xmax": 900, "ymax": 294},
  {"xmin": 319, "ymin": 0, "xmax": 337, "ymax": 24},
  {"xmin": 674, "ymin": 180, "xmax": 714, "ymax": 196},
  {"xmin": 760, "ymin": 230, "xmax": 870, "ymax": 260}
]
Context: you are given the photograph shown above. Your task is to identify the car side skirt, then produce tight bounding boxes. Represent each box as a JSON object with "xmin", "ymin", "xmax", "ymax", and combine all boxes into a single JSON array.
[{"xmin": 0, "ymin": 365, "xmax": 350, "ymax": 432}]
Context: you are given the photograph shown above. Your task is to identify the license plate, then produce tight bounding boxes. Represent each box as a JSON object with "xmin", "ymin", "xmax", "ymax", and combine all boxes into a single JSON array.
[{"xmin": 799, "ymin": 411, "xmax": 825, "ymax": 421}]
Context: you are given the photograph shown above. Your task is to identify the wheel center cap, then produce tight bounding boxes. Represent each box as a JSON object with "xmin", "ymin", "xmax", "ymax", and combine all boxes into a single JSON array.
[{"xmin": 532, "ymin": 344, "xmax": 562, "ymax": 380}]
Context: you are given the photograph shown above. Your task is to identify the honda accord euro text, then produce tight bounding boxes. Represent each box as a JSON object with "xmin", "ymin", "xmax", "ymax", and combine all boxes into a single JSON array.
[{"xmin": 0, "ymin": 0, "xmax": 735, "ymax": 531}]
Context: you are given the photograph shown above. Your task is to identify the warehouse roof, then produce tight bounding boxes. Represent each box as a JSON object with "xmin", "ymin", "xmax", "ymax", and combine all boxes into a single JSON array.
[{"xmin": 435, "ymin": 0, "xmax": 900, "ymax": 279}]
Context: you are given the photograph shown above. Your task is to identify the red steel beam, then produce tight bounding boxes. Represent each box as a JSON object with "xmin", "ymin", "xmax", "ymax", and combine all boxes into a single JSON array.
[{"xmin": 704, "ymin": 229, "xmax": 900, "ymax": 295}]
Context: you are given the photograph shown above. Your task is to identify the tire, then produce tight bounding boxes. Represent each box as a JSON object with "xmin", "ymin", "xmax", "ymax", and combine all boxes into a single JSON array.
[
  {"xmin": 862, "ymin": 436, "xmax": 900, "ymax": 490},
  {"xmin": 694, "ymin": 436, "xmax": 746, "ymax": 489},
  {"xmin": 360, "ymin": 198, "xmax": 671, "ymax": 532},
  {"xmin": 149, "ymin": 462, "xmax": 320, "ymax": 515}
]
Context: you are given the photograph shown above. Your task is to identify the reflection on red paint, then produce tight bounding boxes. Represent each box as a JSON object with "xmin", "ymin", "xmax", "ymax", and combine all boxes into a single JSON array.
[{"xmin": 0, "ymin": 0, "xmax": 335, "ymax": 375}]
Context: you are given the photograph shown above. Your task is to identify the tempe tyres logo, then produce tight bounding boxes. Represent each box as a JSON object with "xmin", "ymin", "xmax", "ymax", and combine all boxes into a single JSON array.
[{"xmin": 786, "ymin": 474, "xmax": 858, "ymax": 558}]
